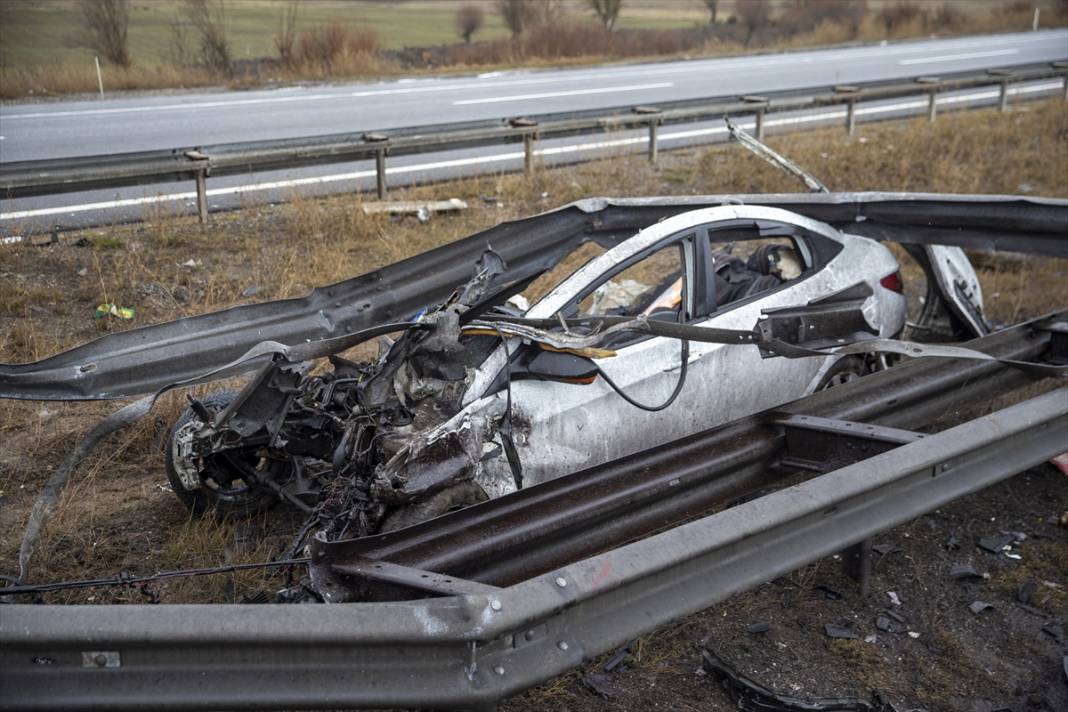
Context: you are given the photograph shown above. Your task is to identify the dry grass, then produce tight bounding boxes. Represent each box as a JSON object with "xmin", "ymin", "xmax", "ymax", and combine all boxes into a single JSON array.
[{"xmin": 0, "ymin": 99, "xmax": 1066, "ymax": 601}]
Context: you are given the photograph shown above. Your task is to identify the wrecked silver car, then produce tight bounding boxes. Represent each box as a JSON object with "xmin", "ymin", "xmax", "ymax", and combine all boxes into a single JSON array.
[{"xmin": 162, "ymin": 204, "xmax": 986, "ymax": 541}]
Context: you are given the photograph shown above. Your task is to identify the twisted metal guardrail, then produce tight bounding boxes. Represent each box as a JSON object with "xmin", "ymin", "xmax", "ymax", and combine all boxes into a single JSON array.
[
  {"xmin": 2, "ymin": 62, "xmax": 1066, "ymax": 223},
  {"xmin": 1, "ymin": 311, "xmax": 1064, "ymax": 709}
]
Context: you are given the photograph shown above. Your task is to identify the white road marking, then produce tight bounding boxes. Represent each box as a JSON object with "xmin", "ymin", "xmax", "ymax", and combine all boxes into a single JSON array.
[
  {"xmin": 3, "ymin": 32, "xmax": 1063, "ymax": 121},
  {"xmin": 898, "ymin": 48, "xmax": 1018, "ymax": 65},
  {"xmin": 1, "ymin": 81, "xmax": 1061, "ymax": 221},
  {"xmin": 453, "ymin": 82, "xmax": 674, "ymax": 105}
]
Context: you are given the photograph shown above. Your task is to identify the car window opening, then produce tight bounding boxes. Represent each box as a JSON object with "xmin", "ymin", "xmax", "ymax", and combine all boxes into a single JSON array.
[{"xmin": 711, "ymin": 235, "xmax": 808, "ymax": 310}]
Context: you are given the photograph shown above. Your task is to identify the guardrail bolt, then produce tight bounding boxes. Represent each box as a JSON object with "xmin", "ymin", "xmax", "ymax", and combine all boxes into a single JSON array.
[{"xmin": 915, "ymin": 77, "xmax": 940, "ymax": 123}]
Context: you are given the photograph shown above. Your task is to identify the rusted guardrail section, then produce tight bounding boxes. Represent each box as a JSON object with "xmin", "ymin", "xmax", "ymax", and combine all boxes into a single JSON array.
[{"xmin": 2, "ymin": 62, "xmax": 1066, "ymax": 222}]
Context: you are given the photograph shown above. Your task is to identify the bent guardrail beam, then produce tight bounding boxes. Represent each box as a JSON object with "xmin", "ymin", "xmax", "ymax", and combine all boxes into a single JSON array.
[
  {"xmin": 2, "ymin": 386, "xmax": 1064, "ymax": 711},
  {"xmin": 1, "ymin": 193, "xmax": 1065, "ymax": 401}
]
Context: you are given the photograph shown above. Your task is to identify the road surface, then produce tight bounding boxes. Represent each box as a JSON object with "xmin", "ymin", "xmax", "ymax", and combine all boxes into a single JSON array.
[{"xmin": 1, "ymin": 29, "xmax": 1065, "ymax": 231}]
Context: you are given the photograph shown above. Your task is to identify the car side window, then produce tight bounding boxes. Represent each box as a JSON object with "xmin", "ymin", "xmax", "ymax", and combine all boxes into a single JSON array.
[
  {"xmin": 574, "ymin": 243, "xmax": 686, "ymax": 323},
  {"xmin": 709, "ymin": 235, "xmax": 808, "ymax": 311}
]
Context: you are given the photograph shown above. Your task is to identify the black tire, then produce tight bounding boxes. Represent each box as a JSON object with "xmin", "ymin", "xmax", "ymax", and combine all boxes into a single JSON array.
[
  {"xmin": 816, "ymin": 356, "xmax": 869, "ymax": 391},
  {"xmin": 165, "ymin": 391, "xmax": 286, "ymax": 516}
]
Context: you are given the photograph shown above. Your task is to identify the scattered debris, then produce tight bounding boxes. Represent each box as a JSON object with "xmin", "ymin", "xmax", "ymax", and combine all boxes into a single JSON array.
[
  {"xmin": 702, "ymin": 647, "xmax": 906, "ymax": 711},
  {"xmin": 824, "ymin": 623, "xmax": 860, "ymax": 639},
  {"xmin": 1005, "ymin": 552, "xmax": 1022, "ymax": 560},
  {"xmin": 581, "ymin": 672, "xmax": 620, "ymax": 700},
  {"xmin": 76, "ymin": 268, "xmax": 88, "ymax": 277},
  {"xmin": 1042, "ymin": 622, "xmax": 1065, "ymax": 645},
  {"xmin": 876, "ymin": 614, "xmax": 904, "ymax": 634},
  {"xmin": 747, "ymin": 622, "xmax": 771, "ymax": 634},
  {"xmin": 241, "ymin": 285, "xmax": 262, "ymax": 298},
  {"xmin": 94, "ymin": 303, "xmax": 135, "ymax": 320},
  {"xmin": 601, "ymin": 641, "xmax": 634, "ymax": 673},
  {"xmin": 948, "ymin": 563, "xmax": 987, "ymax": 580},
  {"xmin": 968, "ymin": 600, "xmax": 994, "ymax": 615},
  {"xmin": 815, "ymin": 585, "xmax": 843, "ymax": 601},
  {"xmin": 945, "ymin": 534, "xmax": 961, "ymax": 551},
  {"xmin": 977, "ymin": 533, "xmax": 1015, "ymax": 554},
  {"xmin": 907, "ymin": 631, "xmax": 921, "ymax": 639},
  {"xmin": 180, "ymin": 258, "xmax": 201, "ymax": 269},
  {"xmin": 887, "ymin": 591, "xmax": 901, "ymax": 606},
  {"xmin": 871, "ymin": 543, "xmax": 899, "ymax": 556}
]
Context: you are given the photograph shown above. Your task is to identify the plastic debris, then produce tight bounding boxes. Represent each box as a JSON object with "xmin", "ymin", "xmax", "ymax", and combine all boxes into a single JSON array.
[
  {"xmin": 94, "ymin": 303, "xmax": 135, "ymax": 320},
  {"xmin": 907, "ymin": 631, "xmax": 921, "ymax": 639},
  {"xmin": 1042, "ymin": 622, "xmax": 1065, "ymax": 645},
  {"xmin": 581, "ymin": 672, "xmax": 620, "ymax": 700},
  {"xmin": 977, "ymin": 533, "xmax": 1014, "ymax": 554},
  {"xmin": 241, "ymin": 285, "xmax": 262, "ymax": 298},
  {"xmin": 876, "ymin": 615, "xmax": 904, "ymax": 634},
  {"xmin": 948, "ymin": 563, "xmax": 987, "ymax": 580},
  {"xmin": 824, "ymin": 623, "xmax": 859, "ymax": 639},
  {"xmin": 747, "ymin": 622, "xmax": 771, "ymax": 634},
  {"xmin": 701, "ymin": 647, "xmax": 907, "ymax": 711},
  {"xmin": 815, "ymin": 585, "xmax": 843, "ymax": 601},
  {"xmin": 887, "ymin": 591, "xmax": 901, "ymax": 606},
  {"xmin": 968, "ymin": 601, "xmax": 994, "ymax": 615}
]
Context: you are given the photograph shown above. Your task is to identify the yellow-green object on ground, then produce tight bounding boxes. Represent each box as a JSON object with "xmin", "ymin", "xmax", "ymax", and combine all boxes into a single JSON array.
[{"xmin": 95, "ymin": 303, "xmax": 135, "ymax": 320}]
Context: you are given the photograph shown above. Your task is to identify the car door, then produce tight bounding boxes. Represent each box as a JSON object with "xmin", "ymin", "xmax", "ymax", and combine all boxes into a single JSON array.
[{"xmin": 501, "ymin": 232, "xmax": 699, "ymax": 487}]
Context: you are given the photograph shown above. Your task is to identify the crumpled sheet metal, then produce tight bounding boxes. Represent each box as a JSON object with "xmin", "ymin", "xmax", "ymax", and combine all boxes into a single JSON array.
[{"xmin": 2, "ymin": 193, "xmax": 1065, "ymax": 402}]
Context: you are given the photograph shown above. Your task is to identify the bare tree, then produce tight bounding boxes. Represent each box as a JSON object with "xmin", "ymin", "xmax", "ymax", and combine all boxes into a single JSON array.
[
  {"xmin": 736, "ymin": 0, "xmax": 769, "ymax": 46},
  {"xmin": 274, "ymin": 0, "xmax": 299, "ymax": 66},
  {"xmin": 588, "ymin": 0, "xmax": 623, "ymax": 30},
  {"xmin": 496, "ymin": 0, "xmax": 523, "ymax": 37},
  {"xmin": 76, "ymin": 0, "xmax": 131, "ymax": 68},
  {"xmin": 703, "ymin": 0, "xmax": 719, "ymax": 24},
  {"xmin": 181, "ymin": 0, "xmax": 232, "ymax": 75},
  {"xmin": 456, "ymin": 3, "xmax": 484, "ymax": 44},
  {"xmin": 496, "ymin": 0, "xmax": 563, "ymax": 38}
]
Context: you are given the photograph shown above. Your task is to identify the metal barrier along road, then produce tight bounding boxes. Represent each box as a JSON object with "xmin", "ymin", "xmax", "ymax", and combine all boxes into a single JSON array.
[{"xmin": 2, "ymin": 62, "xmax": 1066, "ymax": 223}]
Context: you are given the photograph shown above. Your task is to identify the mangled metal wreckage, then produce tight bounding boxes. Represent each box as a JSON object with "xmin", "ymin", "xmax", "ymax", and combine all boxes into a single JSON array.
[{"xmin": 3, "ymin": 196, "xmax": 1067, "ymax": 581}]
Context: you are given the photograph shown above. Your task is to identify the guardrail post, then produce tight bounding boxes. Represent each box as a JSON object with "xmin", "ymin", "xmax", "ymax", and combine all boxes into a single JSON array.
[
  {"xmin": 988, "ymin": 69, "xmax": 1013, "ymax": 112},
  {"xmin": 195, "ymin": 170, "xmax": 208, "ymax": 223},
  {"xmin": 184, "ymin": 150, "xmax": 211, "ymax": 224},
  {"xmin": 834, "ymin": 85, "xmax": 860, "ymax": 136},
  {"xmin": 510, "ymin": 118, "xmax": 538, "ymax": 176},
  {"xmin": 633, "ymin": 106, "xmax": 662, "ymax": 164},
  {"xmin": 1053, "ymin": 61, "xmax": 1068, "ymax": 101},
  {"xmin": 741, "ymin": 95, "xmax": 768, "ymax": 140},
  {"xmin": 364, "ymin": 133, "xmax": 389, "ymax": 200},
  {"xmin": 915, "ymin": 77, "xmax": 940, "ymax": 122}
]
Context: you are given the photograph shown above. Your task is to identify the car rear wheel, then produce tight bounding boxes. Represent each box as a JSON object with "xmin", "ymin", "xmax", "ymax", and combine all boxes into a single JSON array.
[{"xmin": 816, "ymin": 356, "xmax": 869, "ymax": 390}]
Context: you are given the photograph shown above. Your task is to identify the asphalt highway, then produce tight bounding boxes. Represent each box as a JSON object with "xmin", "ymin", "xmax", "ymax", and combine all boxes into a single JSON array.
[{"xmin": 1, "ymin": 29, "xmax": 1065, "ymax": 231}]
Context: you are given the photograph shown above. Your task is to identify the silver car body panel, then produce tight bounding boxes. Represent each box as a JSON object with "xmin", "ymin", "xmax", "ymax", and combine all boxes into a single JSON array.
[{"xmin": 467, "ymin": 206, "xmax": 907, "ymax": 492}]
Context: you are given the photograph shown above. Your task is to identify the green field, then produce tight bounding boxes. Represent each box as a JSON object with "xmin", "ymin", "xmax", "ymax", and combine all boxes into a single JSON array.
[{"xmin": 0, "ymin": 0, "xmax": 705, "ymax": 69}]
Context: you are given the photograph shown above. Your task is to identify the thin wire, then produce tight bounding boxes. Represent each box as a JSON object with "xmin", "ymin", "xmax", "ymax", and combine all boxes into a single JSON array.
[{"xmin": 0, "ymin": 558, "xmax": 310, "ymax": 597}]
